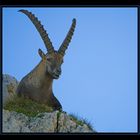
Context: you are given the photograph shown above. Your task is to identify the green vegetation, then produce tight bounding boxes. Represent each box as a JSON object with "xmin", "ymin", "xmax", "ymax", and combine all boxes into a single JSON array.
[
  {"xmin": 3, "ymin": 95, "xmax": 53, "ymax": 117},
  {"xmin": 69, "ymin": 113, "xmax": 94, "ymax": 131},
  {"xmin": 81, "ymin": 118, "xmax": 94, "ymax": 131},
  {"xmin": 57, "ymin": 111, "xmax": 61, "ymax": 119}
]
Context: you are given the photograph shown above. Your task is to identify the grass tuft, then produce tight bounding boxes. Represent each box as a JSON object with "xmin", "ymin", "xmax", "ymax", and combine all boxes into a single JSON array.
[
  {"xmin": 81, "ymin": 118, "xmax": 94, "ymax": 131},
  {"xmin": 69, "ymin": 113, "xmax": 94, "ymax": 131},
  {"xmin": 3, "ymin": 95, "xmax": 53, "ymax": 117}
]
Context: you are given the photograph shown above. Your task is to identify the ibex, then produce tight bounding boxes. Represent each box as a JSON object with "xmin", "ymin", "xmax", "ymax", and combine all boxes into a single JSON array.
[{"xmin": 16, "ymin": 10, "xmax": 76, "ymax": 110}]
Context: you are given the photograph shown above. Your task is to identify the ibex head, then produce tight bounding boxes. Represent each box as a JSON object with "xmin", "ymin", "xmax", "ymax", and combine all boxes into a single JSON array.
[
  {"xmin": 19, "ymin": 10, "xmax": 76, "ymax": 79},
  {"xmin": 38, "ymin": 49, "xmax": 63, "ymax": 79}
]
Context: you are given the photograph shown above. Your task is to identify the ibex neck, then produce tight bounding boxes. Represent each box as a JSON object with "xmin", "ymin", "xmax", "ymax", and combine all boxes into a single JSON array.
[
  {"xmin": 26, "ymin": 60, "xmax": 54, "ymax": 95},
  {"xmin": 39, "ymin": 60, "xmax": 54, "ymax": 95},
  {"xmin": 43, "ymin": 73, "xmax": 53, "ymax": 95}
]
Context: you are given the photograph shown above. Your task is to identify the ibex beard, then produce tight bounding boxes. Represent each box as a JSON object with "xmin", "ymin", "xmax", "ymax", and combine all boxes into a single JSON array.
[{"xmin": 16, "ymin": 10, "xmax": 76, "ymax": 111}]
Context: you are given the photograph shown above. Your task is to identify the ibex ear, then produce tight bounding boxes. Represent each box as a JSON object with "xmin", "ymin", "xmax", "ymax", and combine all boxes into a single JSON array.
[{"xmin": 38, "ymin": 49, "xmax": 46, "ymax": 60}]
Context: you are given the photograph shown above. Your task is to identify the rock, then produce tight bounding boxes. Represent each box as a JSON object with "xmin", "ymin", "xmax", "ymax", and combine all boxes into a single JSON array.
[
  {"xmin": 3, "ymin": 110, "xmax": 30, "ymax": 132},
  {"xmin": 29, "ymin": 111, "xmax": 58, "ymax": 132},
  {"xmin": 3, "ymin": 109, "xmax": 95, "ymax": 133},
  {"xmin": 3, "ymin": 74, "xmax": 19, "ymax": 105},
  {"xmin": 58, "ymin": 112, "xmax": 93, "ymax": 133},
  {"xmin": 58, "ymin": 112, "xmax": 77, "ymax": 132}
]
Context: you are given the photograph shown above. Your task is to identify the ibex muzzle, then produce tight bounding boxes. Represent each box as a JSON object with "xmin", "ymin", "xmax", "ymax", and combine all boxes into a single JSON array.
[{"xmin": 16, "ymin": 10, "xmax": 76, "ymax": 110}]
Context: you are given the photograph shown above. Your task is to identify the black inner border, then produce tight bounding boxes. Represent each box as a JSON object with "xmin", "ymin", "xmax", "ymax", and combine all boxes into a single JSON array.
[{"xmin": 0, "ymin": 1, "xmax": 139, "ymax": 136}]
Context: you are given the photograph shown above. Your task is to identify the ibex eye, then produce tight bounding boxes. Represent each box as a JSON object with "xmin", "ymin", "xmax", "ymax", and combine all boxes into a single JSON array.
[{"xmin": 47, "ymin": 58, "xmax": 51, "ymax": 61}]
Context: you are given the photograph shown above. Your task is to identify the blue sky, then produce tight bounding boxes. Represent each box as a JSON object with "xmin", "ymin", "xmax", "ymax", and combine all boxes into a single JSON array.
[{"xmin": 3, "ymin": 7, "xmax": 138, "ymax": 132}]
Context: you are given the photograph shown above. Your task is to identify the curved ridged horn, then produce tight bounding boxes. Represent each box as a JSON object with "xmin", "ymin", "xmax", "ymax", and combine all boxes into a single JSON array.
[
  {"xmin": 58, "ymin": 18, "xmax": 76, "ymax": 56},
  {"xmin": 19, "ymin": 9, "xmax": 54, "ymax": 53}
]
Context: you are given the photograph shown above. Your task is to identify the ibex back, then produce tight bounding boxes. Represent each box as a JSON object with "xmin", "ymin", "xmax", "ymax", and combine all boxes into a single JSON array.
[{"xmin": 16, "ymin": 10, "xmax": 76, "ymax": 111}]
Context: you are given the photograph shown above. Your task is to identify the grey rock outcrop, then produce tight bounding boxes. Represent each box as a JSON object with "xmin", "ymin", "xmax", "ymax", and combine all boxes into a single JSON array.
[
  {"xmin": 3, "ymin": 110, "xmax": 94, "ymax": 133},
  {"xmin": 3, "ymin": 74, "xmax": 19, "ymax": 105}
]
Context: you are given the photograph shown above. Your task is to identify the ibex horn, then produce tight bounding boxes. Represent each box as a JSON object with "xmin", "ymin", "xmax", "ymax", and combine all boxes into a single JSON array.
[
  {"xmin": 19, "ymin": 10, "xmax": 54, "ymax": 53},
  {"xmin": 58, "ymin": 18, "xmax": 76, "ymax": 56}
]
